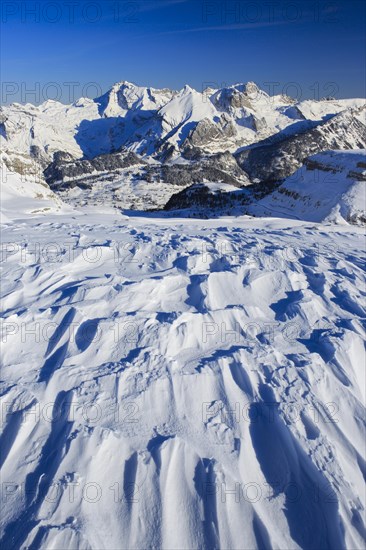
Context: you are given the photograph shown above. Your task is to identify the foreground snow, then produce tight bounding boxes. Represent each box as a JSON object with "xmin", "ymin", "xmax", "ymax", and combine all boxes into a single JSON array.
[{"xmin": 1, "ymin": 203, "xmax": 365, "ymax": 549}]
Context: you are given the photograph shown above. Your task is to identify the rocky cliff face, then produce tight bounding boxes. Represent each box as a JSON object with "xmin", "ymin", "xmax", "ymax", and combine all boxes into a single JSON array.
[
  {"xmin": 235, "ymin": 110, "xmax": 366, "ymax": 183},
  {"xmin": 145, "ymin": 152, "xmax": 250, "ymax": 188},
  {"xmin": 0, "ymin": 108, "xmax": 7, "ymax": 139},
  {"xmin": 44, "ymin": 149, "xmax": 144, "ymax": 188},
  {"xmin": 183, "ymin": 114, "xmax": 238, "ymax": 151}
]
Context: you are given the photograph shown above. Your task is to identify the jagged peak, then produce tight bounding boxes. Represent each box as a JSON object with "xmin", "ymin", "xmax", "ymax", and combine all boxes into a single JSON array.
[
  {"xmin": 72, "ymin": 97, "xmax": 95, "ymax": 108},
  {"xmin": 111, "ymin": 80, "xmax": 140, "ymax": 90},
  {"xmin": 244, "ymin": 80, "xmax": 260, "ymax": 91},
  {"xmin": 180, "ymin": 84, "xmax": 197, "ymax": 95}
]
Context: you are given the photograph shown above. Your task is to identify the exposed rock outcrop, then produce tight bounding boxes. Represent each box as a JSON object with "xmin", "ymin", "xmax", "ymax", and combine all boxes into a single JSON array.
[
  {"xmin": 44, "ymin": 149, "xmax": 144, "ymax": 187},
  {"xmin": 236, "ymin": 110, "xmax": 366, "ymax": 183},
  {"xmin": 183, "ymin": 114, "xmax": 237, "ymax": 150},
  {"xmin": 144, "ymin": 152, "xmax": 250, "ymax": 187}
]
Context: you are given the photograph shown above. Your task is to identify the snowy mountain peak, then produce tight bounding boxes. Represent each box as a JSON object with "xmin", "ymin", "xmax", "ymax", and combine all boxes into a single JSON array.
[
  {"xmin": 71, "ymin": 97, "xmax": 95, "ymax": 108},
  {"xmin": 40, "ymin": 98, "xmax": 64, "ymax": 109},
  {"xmin": 243, "ymin": 80, "xmax": 260, "ymax": 95},
  {"xmin": 95, "ymin": 80, "xmax": 177, "ymax": 118},
  {"xmin": 112, "ymin": 79, "xmax": 138, "ymax": 88},
  {"xmin": 180, "ymin": 84, "xmax": 196, "ymax": 94}
]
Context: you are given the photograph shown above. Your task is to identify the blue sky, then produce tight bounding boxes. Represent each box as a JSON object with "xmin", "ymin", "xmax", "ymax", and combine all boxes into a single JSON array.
[{"xmin": 1, "ymin": 0, "xmax": 365, "ymax": 104}]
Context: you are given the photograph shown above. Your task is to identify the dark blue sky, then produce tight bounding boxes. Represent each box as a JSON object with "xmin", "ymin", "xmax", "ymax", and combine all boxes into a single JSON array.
[{"xmin": 1, "ymin": 0, "xmax": 365, "ymax": 104}]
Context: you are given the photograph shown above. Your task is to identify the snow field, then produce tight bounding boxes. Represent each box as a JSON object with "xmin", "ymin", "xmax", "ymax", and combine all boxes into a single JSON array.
[{"xmin": 1, "ymin": 210, "xmax": 365, "ymax": 549}]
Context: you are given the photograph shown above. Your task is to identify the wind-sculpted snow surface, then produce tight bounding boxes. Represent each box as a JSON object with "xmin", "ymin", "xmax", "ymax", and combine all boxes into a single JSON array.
[{"xmin": 1, "ymin": 205, "xmax": 365, "ymax": 549}]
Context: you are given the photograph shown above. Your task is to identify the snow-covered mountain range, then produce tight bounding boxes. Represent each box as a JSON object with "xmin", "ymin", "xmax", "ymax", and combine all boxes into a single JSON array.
[
  {"xmin": 2, "ymin": 80, "xmax": 365, "ymax": 161},
  {"xmin": 1, "ymin": 80, "xmax": 365, "ymax": 219}
]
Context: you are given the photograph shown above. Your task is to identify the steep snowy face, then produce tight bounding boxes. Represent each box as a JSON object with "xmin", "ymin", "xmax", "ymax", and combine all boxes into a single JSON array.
[
  {"xmin": 160, "ymin": 85, "xmax": 216, "ymax": 123},
  {"xmin": 1, "ymin": 204, "xmax": 365, "ymax": 549},
  {"xmin": 250, "ymin": 150, "xmax": 366, "ymax": 224},
  {"xmin": 157, "ymin": 85, "xmax": 218, "ymax": 145},
  {"xmin": 209, "ymin": 82, "xmax": 311, "ymax": 146}
]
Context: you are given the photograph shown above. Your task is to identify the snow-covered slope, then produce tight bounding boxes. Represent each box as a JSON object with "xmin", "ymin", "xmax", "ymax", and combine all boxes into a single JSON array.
[
  {"xmin": 0, "ymin": 153, "xmax": 68, "ymax": 222},
  {"xmin": 297, "ymin": 98, "xmax": 366, "ymax": 123},
  {"xmin": 1, "ymin": 206, "xmax": 365, "ymax": 549},
  {"xmin": 250, "ymin": 150, "xmax": 366, "ymax": 224}
]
